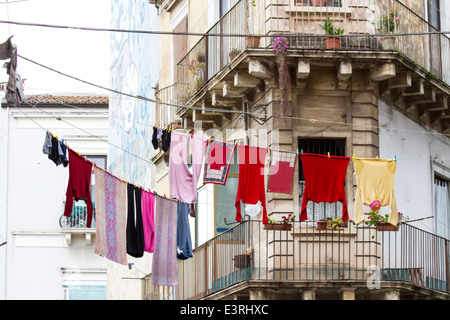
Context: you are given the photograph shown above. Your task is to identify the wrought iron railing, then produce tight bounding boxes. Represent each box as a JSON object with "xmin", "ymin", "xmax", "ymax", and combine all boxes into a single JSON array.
[
  {"xmin": 176, "ymin": 0, "xmax": 450, "ymax": 106},
  {"xmin": 59, "ymin": 204, "xmax": 96, "ymax": 229},
  {"xmin": 155, "ymin": 83, "xmax": 180, "ymax": 128},
  {"xmin": 175, "ymin": 219, "xmax": 450, "ymax": 299}
]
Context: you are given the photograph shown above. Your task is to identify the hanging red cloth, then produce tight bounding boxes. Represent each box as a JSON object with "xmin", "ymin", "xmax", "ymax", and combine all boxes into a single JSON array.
[
  {"xmin": 300, "ymin": 153, "xmax": 350, "ymax": 222},
  {"xmin": 63, "ymin": 149, "xmax": 94, "ymax": 227},
  {"xmin": 235, "ymin": 145, "xmax": 268, "ymax": 224}
]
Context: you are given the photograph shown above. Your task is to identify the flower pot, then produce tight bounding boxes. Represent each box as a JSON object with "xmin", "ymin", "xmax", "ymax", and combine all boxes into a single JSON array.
[
  {"xmin": 263, "ymin": 223, "xmax": 292, "ymax": 231},
  {"xmin": 246, "ymin": 36, "xmax": 260, "ymax": 48},
  {"xmin": 380, "ymin": 36, "xmax": 396, "ymax": 50},
  {"xmin": 311, "ymin": 0, "xmax": 326, "ymax": 6},
  {"xmin": 376, "ymin": 222, "xmax": 399, "ymax": 232},
  {"xmin": 325, "ymin": 36, "xmax": 341, "ymax": 49},
  {"xmin": 316, "ymin": 221, "xmax": 328, "ymax": 230}
]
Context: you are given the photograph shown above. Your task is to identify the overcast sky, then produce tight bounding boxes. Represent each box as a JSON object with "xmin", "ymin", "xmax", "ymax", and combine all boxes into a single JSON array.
[{"xmin": 0, "ymin": 0, "xmax": 111, "ymax": 96}]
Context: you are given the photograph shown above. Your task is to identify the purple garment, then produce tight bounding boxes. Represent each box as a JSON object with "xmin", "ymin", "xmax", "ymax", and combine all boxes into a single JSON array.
[
  {"xmin": 169, "ymin": 132, "xmax": 207, "ymax": 203},
  {"xmin": 142, "ymin": 190, "xmax": 156, "ymax": 253}
]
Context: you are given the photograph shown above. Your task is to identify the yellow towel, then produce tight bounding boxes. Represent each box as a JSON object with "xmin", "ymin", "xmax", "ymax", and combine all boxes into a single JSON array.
[{"xmin": 353, "ymin": 158, "xmax": 398, "ymax": 226}]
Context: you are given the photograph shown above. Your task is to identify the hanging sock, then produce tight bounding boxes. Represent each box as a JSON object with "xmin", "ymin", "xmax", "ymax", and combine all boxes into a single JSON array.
[
  {"xmin": 152, "ymin": 126, "xmax": 159, "ymax": 150},
  {"xmin": 42, "ymin": 131, "xmax": 52, "ymax": 155},
  {"xmin": 299, "ymin": 153, "xmax": 350, "ymax": 222}
]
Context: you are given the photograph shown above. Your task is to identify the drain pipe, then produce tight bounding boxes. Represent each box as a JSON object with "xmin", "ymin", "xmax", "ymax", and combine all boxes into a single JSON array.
[
  {"xmin": 242, "ymin": 98, "xmax": 248, "ymax": 145},
  {"xmin": 3, "ymin": 103, "xmax": 10, "ymax": 299}
]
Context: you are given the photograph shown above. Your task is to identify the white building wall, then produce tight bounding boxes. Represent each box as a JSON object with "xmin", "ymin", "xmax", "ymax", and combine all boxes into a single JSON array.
[
  {"xmin": 0, "ymin": 104, "xmax": 109, "ymax": 300},
  {"xmin": 378, "ymin": 100, "xmax": 450, "ymax": 234}
]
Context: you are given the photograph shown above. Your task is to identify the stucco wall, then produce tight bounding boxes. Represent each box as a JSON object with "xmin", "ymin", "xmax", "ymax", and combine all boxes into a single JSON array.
[{"xmin": 378, "ymin": 99, "xmax": 450, "ymax": 233}]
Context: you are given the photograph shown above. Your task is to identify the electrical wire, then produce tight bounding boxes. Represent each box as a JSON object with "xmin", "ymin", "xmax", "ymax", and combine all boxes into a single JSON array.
[
  {"xmin": 1, "ymin": 19, "xmax": 450, "ymax": 37},
  {"xmin": 17, "ymin": 53, "xmax": 450, "ymax": 140}
]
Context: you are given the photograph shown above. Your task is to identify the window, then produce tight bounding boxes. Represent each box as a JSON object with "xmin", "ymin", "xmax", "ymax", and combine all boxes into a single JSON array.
[
  {"xmin": 195, "ymin": 150, "xmax": 241, "ymax": 247},
  {"xmin": 427, "ymin": 0, "xmax": 441, "ymax": 30},
  {"xmin": 295, "ymin": 0, "xmax": 342, "ymax": 7},
  {"xmin": 434, "ymin": 175, "xmax": 450, "ymax": 239},
  {"xmin": 298, "ymin": 138, "xmax": 346, "ymax": 221}
]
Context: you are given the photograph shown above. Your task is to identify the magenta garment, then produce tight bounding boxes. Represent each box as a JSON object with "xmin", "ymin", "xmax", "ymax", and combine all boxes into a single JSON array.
[
  {"xmin": 141, "ymin": 190, "xmax": 156, "ymax": 253},
  {"xmin": 169, "ymin": 132, "xmax": 207, "ymax": 203},
  {"xmin": 152, "ymin": 196, "xmax": 178, "ymax": 286}
]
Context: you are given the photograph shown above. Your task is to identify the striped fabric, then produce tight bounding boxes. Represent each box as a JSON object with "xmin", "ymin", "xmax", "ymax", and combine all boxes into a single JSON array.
[
  {"xmin": 94, "ymin": 167, "xmax": 127, "ymax": 265},
  {"xmin": 152, "ymin": 196, "xmax": 178, "ymax": 286}
]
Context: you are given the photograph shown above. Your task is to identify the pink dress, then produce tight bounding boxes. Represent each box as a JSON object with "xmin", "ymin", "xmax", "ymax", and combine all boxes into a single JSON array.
[{"xmin": 169, "ymin": 132, "xmax": 207, "ymax": 203}]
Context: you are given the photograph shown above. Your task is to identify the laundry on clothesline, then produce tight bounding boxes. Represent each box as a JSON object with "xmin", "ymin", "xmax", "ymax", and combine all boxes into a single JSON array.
[
  {"xmin": 203, "ymin": 139, "xmax": 236, "ymax": 185},
  {"xmin": 151, "ymin": 125, "xmax": 172, "ymax": 152},
  {"xmin": 142, "ymin": 189, "xmax": 156, "ymax": 254},
  {"xmin": 353, "ymin": 157, "xmax": 398, "ymax": 226},
  {"xmin": 63, "ymin": 148, "xmax": 94, "ymax": 228},
  {"xmin": 42, "ymin": 131, "xmax": 68, "ymax": 167},
  {"xmin": 235, "ymin": 145, "xmax": 269, "ymax": 225},
  {"xmin": 176, "ymin": 202, "xmax": 193, "ymax": 260},
  {"xmin": 169, "ymin": 131, "xmax": 207, "ymax": 203},
  {"xmin": 126, "ymin": 183, "xmax": 145, "ymax": 258},
  {"xmin": 152, "ymin": 195, "xmax": 179, "ymax": 287},
  {"xmin": 299, "ymin": 153, "xmax": 350, "ymax": 222},
  {"xmin": 94, "ymin": 166, "xmax": 128, "ymax": 265},
  {"xmin": 267, "ymin": 150, "xmax": 297, "ymax": 194}
]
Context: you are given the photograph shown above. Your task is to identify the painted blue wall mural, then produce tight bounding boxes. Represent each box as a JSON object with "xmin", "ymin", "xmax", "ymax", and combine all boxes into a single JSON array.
[{"xmin": 109, "ymin": 0, "xmax": 160, "ymax": 189}]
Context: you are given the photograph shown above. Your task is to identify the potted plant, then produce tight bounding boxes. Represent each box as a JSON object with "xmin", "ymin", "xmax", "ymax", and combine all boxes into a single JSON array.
[
  {"xmin": 327, "ymin": 217, "xmax": 345, "ymax": 230},
  {"xmin": 319, "ymin": 16, "xmax": 344, "ymax": 49},
  {"xmin": 377, "ymin": 9, "xmax": 400, "ymax": 50},
  {"xmin": 316, "ymin": 217, "xmax": 330, "ymax": 230},
  {"xmin": 229, "ymin": 48, "xmax": 241, "ymax": 61},
  {"xmin": 264, "ymin": 214, "xmax": 295, "ymax": 231},
  {"xmin": 310, "ymin": 0, "xmax": 326, "ymax": 6},
  {"xmin": 364, "ymin": 203, "xmax": 409, "ymax": 231}
]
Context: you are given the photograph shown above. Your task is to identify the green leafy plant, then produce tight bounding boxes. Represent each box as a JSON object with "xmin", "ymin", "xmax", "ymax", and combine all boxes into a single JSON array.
[
  {"xmin": 378, "ymin": 9, "xmax": 400, "ymax": 33},
  {"xmin": 328, "ymin": 218, "xmax": 344, "ymax": 230},
  {"xmin": 319, "ymin": 16, "xmax": 344, "ymax": 35},
  {"xmin": 364, "ymin": 211, "xmax": 409, "ymax": 227},
  {"xmin": 267, "ymin": 213, "xmax": 295, "ymax": 225}
]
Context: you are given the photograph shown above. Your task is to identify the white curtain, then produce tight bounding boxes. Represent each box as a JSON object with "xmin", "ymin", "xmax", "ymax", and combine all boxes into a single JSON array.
[{"xmin": 434, "ymin": 178, "xmax": 450, "ymax": 239}]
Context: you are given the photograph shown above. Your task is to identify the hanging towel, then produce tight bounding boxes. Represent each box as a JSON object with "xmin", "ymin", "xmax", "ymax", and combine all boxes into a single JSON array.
[
  {"xmin": 203, "ymin": 140, "xmax": 236, "ymax": 185},
  {"xmin": 353, "ymin": 157, "xmax": 398, "ymax": 226},
  {"xmin": 126, "ymin": 183, "xmax": 145, "ymax": 258},
  {"xmin": 63, "ymin": 149, "xmax": 94, "ymax": 227},
  {"xmin": 300, "ymin": 153, "xmax": 350, "ymax": 222},
  {"xmin": 152, "ymin": 196, "xmax": 179, "ymax": 287},
  {"xmin": 235, "ymin": 145, "xmax": 268, "ymax": 224},
  {"xmin": 267, "ymin": 150, "xmax": 297, "ymax": 194},
  {"xmin": 94, "ymin": 167, "xmax": 128, "ymax": 265},
  {"xmin": 176, "ymin": 202, "xmax": 193, "ymax": 260},
  {"xmin": 142, "ymin": 190, "xmax": 156, "ymax": 253},
  {"xmin": 169, "ymin": 131, "xmax": 207, "ymax": 203}
]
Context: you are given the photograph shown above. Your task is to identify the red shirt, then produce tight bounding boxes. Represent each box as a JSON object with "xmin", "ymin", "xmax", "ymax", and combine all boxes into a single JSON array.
[
  {"xmin": 63, "ymin": 149, "xmax": 94, "ymax": 227},
  {"xmin": 235, "ymin": 145, "xmax": 268, "ymax": 224},
  {"xmin": 300, "ymin": 153, "xmax": 350, "ymax": 222}
]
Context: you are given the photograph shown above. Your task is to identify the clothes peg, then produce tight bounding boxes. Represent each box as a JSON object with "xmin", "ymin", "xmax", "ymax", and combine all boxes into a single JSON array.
[
  {"xmin": 327, "ymin": 152, "xmax": 330, "ymax": 158},
  {"xmin": 395, "ymin": 155, "xmax": 397, "ymax": 162},
  {"xmin": 191, "ymin": 131, "xmax": 194, "ymax": 138},
  {"xmin": 353, "ymin": 154, "xmax": 355, "ymax": 161},
  {"xmin": 300, "ymin": 149, "xmax": 303, "ymax": 155}
]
